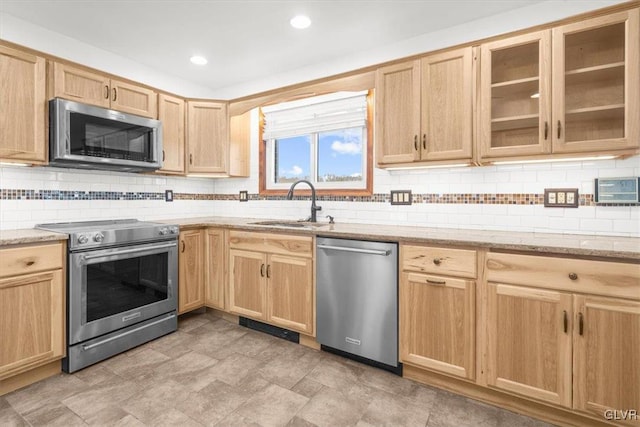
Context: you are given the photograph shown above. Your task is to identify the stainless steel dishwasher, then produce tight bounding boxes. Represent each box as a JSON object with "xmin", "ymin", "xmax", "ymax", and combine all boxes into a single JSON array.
[{"xmin": 316, "ymin": 237, "xmax": 400, "ymax": 372}]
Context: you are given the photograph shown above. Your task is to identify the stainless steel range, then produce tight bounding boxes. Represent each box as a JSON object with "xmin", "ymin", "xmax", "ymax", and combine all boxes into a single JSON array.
[{"xmin": 36, "ymin": 219, "xmax": 179, "ymax": 372}]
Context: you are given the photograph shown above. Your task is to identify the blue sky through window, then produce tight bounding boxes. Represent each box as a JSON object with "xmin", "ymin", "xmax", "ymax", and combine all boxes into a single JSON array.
[{"xmin": 275, "ymin": 127, "xmax": 363, "ymax": 183}]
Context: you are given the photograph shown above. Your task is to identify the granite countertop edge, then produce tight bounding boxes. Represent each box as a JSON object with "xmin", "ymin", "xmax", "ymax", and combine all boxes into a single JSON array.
[{"xmin": 1, "ymin": 217, "xmax": 638, "ymax": 260}]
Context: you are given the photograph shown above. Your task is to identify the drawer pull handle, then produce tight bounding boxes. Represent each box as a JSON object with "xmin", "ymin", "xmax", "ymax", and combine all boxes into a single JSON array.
[
  {"xmin": 422, "ymin": 133, "xmax": 427, "ymax": 150},
  {"xmin": 260, "ymin": 263, "xmax": 265, "ymax": 277},
  {"xmin": 544, "ymin": 121, "xmax": 548, "ymax": 140},
  {"xmin": 578, "ymin": 312, "xmax": 584, "ymax": 335},
  {"xmin": 181, "ymin": 240, "xmax": 185, "ymax": 253},
  {"xmin": 557, "ymin": 120, "xmax": 562, "ymax": 139},
  {"xmin": 563, "ymin": 310, "xmax": 568, "ymax": 334},
  {"xmin": 112, "ymin": 87, "xmax": 117, "ymax": 102},
  {"xmin": 568, "ymin": 272, "xmax": 578, "ymax": 281},
  {"xmin": 426, "ymin": 279, "xmax": 446, "ymax": 286},
  {"xmin": 414, "ymin": 135, "xmax": 418, "ymax": 151},
  {"xmin": 433, "ymin": 258, "xmax": 442, "ymax": 265},
  {"xmin": 26, "ymin": 260, "xmax": 35, "ymax": 266},
  {"xmin": 266, "ymin": 264, "xmax": 271, "ymax": 278},
  {"xmin": 104, "ymin": 85, "xmax": 109, "ymax": 99}
]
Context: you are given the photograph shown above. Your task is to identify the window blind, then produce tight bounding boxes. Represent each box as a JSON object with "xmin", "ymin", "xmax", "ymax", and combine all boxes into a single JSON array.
[{"xmin": 262, "ymin": 91, "xmax": 368, "ymax": 140}]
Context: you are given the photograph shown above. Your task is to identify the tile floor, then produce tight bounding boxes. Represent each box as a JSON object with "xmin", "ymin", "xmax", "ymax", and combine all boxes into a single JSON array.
[{"xmin": 1, "ymin": 311, "xmax": 554, "ymax": 427}]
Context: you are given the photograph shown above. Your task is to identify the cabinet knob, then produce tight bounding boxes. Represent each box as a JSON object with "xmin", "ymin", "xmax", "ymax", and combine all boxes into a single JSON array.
[
  {"xmin": 433, "ymin": 258, "xmax": 442, "ymax": 266},
  {"xmin": 568, "ymin": 272, "xmax": 578, "ymax": 281}
]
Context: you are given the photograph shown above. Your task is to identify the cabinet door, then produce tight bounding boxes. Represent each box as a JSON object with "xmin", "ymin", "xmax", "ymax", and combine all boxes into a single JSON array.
[
  {"xmin": 228, "ymin": 249, "xmax": 267, "ymax": 320},
  {"xmin": 552, "ymin": 9, "xmax": 639, "ymax": 153},
  {"xmin": 421, "ymin": 47, "xmax": 473, "ymax": 161},
  {"xmin": 486, "ymin": 283, "xmax": 572, "ymax": 407},
  {"xmin": 187, "ymin": 101, "xmax": 229, "ymax": 174},
  {"xmin": 400, "ymin": 273, "xmax": 475, "ymax": 380},
  {"xmin": 267, "ymin": 254, "xmax": 314, "ymax": 335},
  {"xmin": 52, "ymin": 62, "xmax": 110, "ymax": 108},
  {"xmin": 0, "ymin": 270, "xmax": 65, "ymax": 380},
  {"xmin": 205, "ymin": 228, "xmax": 226, "ymax": 310},
  {"xmin": 110, "ymin": 79, "xmax": 157, "ymax": 118},
  {"xmin": 573, "ymin": 295, "xmax": 640, "ymax": 420},
  {"xmin": 0, "ymin": 45, "xmax": 47, "ymax": 163},
  {"xmin": 158, "ymin": 94, "xmax": 185, "ymax": 174},
  {"xmin": 375, "ymin": 60, "xmax": 421, "ymax": 165},
  {"xmin": 178, "ymin": 230, "xmax": 204, "ymax": 314},
  {"xmin": 479, "ymin": 31, "xmax": 552, "ymax": 159}
]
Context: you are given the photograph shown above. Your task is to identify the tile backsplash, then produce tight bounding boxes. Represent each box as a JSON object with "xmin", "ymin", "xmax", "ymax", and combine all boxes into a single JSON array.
[
  {"xmin": 1, "ymin": 154, "xmax": 638, "ymax": 237},
  {"xmin": 1, "ymin": 113, "xmax": 638, "ymax": 236}
]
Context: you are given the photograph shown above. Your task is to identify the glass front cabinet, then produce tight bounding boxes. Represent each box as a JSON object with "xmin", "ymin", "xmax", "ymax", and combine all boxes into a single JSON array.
[{"xmin": 480, "ymin": 9, "xmax": 639, "ymax": 160}]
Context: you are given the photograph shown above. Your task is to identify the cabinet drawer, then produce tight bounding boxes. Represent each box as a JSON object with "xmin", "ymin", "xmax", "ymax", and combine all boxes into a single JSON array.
[
  {"xmin": 485, "ymin": 252, "xmax": 640, "ymax": 300},
  {"xmin": 402, "ymin": 245, "xmax": 477, "ymax": 278},
  {"xmin": 229, "ymin": 231, "xmax": 312, "ymax": 258},
  {"xmin": 0, "ymin": 243, "xmax": 65, "ymax": 278}
]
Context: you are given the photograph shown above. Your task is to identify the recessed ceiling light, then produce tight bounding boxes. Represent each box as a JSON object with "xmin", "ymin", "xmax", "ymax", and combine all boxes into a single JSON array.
[
  {"xmin": 190, "ymin": 55, "xmax": 208, "ymax": 65},
  {"xmin": 290, "ymin": 15, "xmax": 311, "ymax": 29}
]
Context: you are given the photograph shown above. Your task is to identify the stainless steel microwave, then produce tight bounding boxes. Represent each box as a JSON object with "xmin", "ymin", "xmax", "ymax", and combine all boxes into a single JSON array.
[{"xmin": 49, "ymin": 98, "xmax": 163, "ymax": 172}]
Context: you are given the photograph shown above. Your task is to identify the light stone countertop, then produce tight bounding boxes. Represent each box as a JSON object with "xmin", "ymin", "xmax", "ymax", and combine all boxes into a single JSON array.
[
  {"xmin": 0, "ymin": 228, "xmax": 68, "ymax": 246},
  {"xmin": 1, "ymin": 216, "xmax": 638, "ymax": 260},
  {"xmin": 156, "ymin": 216, "xmax": 640, "ymax": 260}
]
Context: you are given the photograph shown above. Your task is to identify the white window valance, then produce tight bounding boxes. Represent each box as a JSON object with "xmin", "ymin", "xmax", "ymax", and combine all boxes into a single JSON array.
[{"xmin": 262, "ymin": 91, "xmax": 368, "ymax": 140}]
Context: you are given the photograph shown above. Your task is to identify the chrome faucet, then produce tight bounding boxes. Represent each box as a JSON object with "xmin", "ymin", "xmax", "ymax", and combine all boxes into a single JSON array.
[{"xmin": 286, "ymin": 180, "xmax": 322, "ymax": 222}]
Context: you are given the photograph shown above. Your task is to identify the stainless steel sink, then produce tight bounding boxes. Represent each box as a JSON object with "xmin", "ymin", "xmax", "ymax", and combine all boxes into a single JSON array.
[{"xmin": 250, "ymin": 220, "xmax": 329, "ymax": 229}]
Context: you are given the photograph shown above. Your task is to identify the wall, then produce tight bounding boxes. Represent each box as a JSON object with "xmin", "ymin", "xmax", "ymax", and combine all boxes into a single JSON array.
[
  {"xmin": 0, "ymin": 166, "xmax": 217, "ymax": 230},
  {"xmin": 210, "ymin": 110, "xmax": 640, "ymax": 238},
  {"xmin": 1, "ymin": 108, "xmax": 638, "ymax": 236}
]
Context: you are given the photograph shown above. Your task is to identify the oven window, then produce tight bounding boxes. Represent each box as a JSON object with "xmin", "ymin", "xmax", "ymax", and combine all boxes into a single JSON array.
[
  {"xmin": 86, "ymin": 253, "xmax": 168, "ymax": 322},
  {"xmin": 69, "ymin": 112, "xmax": 154, "ymax": 161}
]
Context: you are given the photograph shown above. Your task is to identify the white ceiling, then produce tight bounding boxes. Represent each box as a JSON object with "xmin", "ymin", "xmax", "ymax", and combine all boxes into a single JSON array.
[{"xmin": 0, "ymin": 1, "xmax": 626, "ymax": 99}]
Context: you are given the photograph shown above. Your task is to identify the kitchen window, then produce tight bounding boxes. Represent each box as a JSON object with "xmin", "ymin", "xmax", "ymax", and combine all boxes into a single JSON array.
[{"xmin": 260, "ymin": 90, "xmax": 372, "ymax": 195}]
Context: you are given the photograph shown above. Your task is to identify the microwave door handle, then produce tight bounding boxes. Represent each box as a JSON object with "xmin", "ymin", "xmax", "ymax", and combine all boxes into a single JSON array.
[{"xmin": 82, "ymin": 242, "xmax": 177, "ymax": 261}]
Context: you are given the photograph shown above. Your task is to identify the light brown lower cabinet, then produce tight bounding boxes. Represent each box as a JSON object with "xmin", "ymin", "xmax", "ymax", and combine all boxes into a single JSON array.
[
  {"xmin": 486, "ymin": 283, "xmax": 573, "ymax": 407},
  {"xmin": 204, "ymin": 228, "xmax": 227, "ymax": 310},
  {"xmin": 228, "ymin": 231, "xmax": 314, "ymax": 335},
  {"xmin": 400, "ymin": 272, "xmax": 475, "ymax": 380},
  {"xmin": 178, "ymin": 229, "xmax": 205, "ymax": 314},
  {"xmin": 483, "ymin": 251, "xmax": 640, "ymax": 425},
  {"xmin": 0, "ymin": 242, "xmax": 66, "ymax": 395},
  {"xmin": 400, "ymin": 244, "xmax": 477, "ymax": 380},
  {"xmin": 572, "ymin": 295, "xmax": 640, "ymax": 420}
]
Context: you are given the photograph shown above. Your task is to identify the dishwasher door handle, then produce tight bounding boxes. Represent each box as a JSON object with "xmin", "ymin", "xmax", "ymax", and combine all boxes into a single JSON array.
[{"xmin": 317, "ymin": 244, "xmax": 391, "ymax": 256}]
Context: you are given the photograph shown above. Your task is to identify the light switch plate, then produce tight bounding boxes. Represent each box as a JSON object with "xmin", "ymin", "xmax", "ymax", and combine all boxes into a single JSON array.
[
  {"xmin": 390, "ymin": 190, "xmax": 412, "ymax": 205},
  {"xmin": 544, "ymin": 188, "xmax": 579, "ymax": 208},
  {"xmin": 239, "ymin": 190, "xmax": 249, "ymax": 202}
]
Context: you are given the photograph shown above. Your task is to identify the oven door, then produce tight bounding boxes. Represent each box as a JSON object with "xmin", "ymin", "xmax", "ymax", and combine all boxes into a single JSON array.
[{"xmin": 69, "ymin": 240, "xmax": 177, "ymax": 345}]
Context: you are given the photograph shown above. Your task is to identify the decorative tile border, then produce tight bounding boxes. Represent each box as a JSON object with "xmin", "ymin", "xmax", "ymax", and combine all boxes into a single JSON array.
[{"xmin": 1, "ymin": 189, "xmax": 638, "ymax": 206}]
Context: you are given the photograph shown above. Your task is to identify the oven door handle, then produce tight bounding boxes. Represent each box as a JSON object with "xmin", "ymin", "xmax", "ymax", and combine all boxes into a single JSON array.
[{"xmin": 81, "ymin": 242, "xmax": 177, "ymax": 261}]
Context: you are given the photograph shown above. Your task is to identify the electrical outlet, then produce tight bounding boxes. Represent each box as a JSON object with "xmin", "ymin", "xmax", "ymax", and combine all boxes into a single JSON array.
[
  {"xmin": 390, "ymin": 190, "xmax": 412, "ymax": 205},
  {"xmin": 239, "ymin": 190, "xmax": 249, "ymax": 202},
  {"xmin": 165, "ymin": 190, "xmax": 173, "ymax": 202},
  {"xmin": 544, "ymin": 188, "xmax": 578, "ymax": 208}
]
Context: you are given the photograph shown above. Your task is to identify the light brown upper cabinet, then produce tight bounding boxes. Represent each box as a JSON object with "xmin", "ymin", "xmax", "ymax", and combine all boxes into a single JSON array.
[
  {"xmin": 376, "ymin": 47, "xmax": 474, "ymax": 166},
  {"xmin": 186, "ymin": 101, "xmax": 229, "ymax": 174},
  {"xmin": 157, "ymin": 94, "xmax": 185, "ymax": 174},
  {"xmin": 51, "ymin": 62, "xmax": 158, "ymax": 118},
  {"xmin": 480, "ymin": 31, "xmax": 552, "ymax": 158},
  {"xmin": 552, "ymin": 9, "xmax": 639, "ymax": 154},
  {"xmin": 480, "ymin": 8, "xmax": 639, "ymax": 160},
  {"xmin": 0, "ymin": 45, "xmax": 47, "ymax": 164}
]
